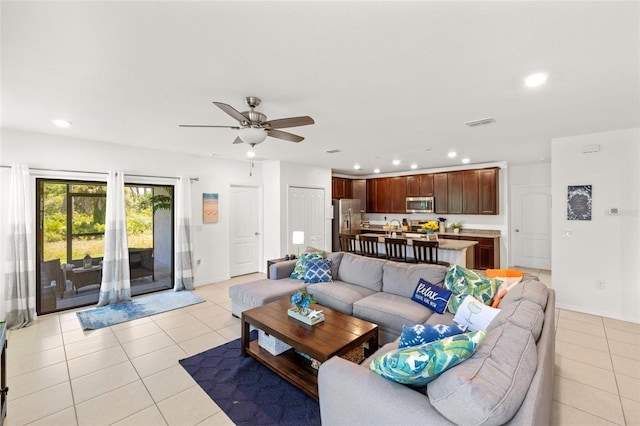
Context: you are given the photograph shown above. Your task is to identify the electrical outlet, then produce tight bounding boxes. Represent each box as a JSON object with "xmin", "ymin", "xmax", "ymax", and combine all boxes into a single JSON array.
[{"xmin": 596, "ymin": 280, "xmax": 605, "ymax": 289}]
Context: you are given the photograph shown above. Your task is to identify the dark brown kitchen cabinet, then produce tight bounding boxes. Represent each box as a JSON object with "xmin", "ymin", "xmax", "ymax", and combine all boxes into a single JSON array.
[
  {"xmin": 367, "ymin": 178, "xmax": 390, "ymax": 213},
  {"xmin": 406, "ymin": 175, "xmax": 420, "ymax": 197},
  {"xmin": 478, "ymin": 168, "xmax": 499, "ymax": 214},
  {"xmin": 462, "ymin": 170, "xmax": 479, "ymax": 214},
  {"xmin": 439, "ymin": 234, "xmax": 501, "ymax": 270},
  {"xmin": 433, "ymin": 173, "xmax": 448, "ymax": 214},
  {"xmin": 352, "ymin": 179, "xmax": 367, "ymax": 212},
  {"xmin": 447, "ymin": 171, "xmax": 463, "ymax": 214},
  {"xmin": 389, "ymin": 176, "xmax": 407, "ymax": 213},
  {"xmin": 474, "ymin": 237, "xmax": 500, "ymax": 270},
  {"xmin": 419, "ymin": 174, "xmax": 434, "ymax": 196},
  {"xmin": 332, "ymin": 177, "xmax": 352, "ymax": 199}
]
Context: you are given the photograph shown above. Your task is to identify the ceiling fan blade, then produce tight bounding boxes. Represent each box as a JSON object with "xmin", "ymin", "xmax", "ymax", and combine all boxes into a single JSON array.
[
  {"xmin": 232, "ymin": 136, "xmax": 243, "ymax": 144},
  {"xmin": 179, "ymin": 124, "xmax": 240, "ymax": 128},
  {"xmin": 213, "ymin": 102, "xmax": 250, "ymax": 124},
  {"xmin": 264, "ymin": 116, "xmax": 314, "ymax": 129},
  {"xmin": 267, "ymin": 129, "xmax": 304, "ymax": 143}
]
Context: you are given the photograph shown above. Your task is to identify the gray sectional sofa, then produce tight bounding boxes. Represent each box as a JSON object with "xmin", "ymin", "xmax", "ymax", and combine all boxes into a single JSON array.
[{"xmin": 228, "ymin": 251, "xmax": 555, "ymax": 425}]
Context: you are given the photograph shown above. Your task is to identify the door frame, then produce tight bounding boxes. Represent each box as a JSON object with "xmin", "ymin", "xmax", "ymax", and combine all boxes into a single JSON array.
[{"xmin": 229, "ymin": 184, "xmax": 263, "ymax": 276}]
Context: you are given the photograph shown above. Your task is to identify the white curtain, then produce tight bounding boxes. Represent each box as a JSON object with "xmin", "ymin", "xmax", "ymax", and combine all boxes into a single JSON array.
[
  {"xmin": 174, "ymin": 176, "xmax": 194, "ymax": 291},
  {"xmin": 3, "ymin": 164, "xmax": 36, "ymax": 328},
  {"xmin": 97, "ymin": 171, "xmax": 131, "ymax": 306}
]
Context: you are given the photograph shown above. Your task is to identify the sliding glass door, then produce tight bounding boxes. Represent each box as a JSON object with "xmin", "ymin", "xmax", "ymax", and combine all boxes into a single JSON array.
[{"xmin": 36, "ymin": 179, "xmax": 174, "ymax": 314}]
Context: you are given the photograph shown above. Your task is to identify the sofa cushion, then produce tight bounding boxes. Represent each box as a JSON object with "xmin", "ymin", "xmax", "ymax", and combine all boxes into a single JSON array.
[
  {"xmin": 383, "ymin": 262, "xmax": 447, "ymax": 298},
  {"xmin": 290, "ymin": 251, "xmax": 324, "ymax": 279},
  {"xmin": 370, "ymin": 330, "xmax": 486, "ymax": 387},
  {"xmin": 307, "ymin": 281, "xmax": 376, "ymax": 315},
  {"xmin": 228, "ymin": 278, "xmax": 307, "ymax": 310},
  {"xmin": 444, "ymin": 265, "xmax": 498, "ymax": 314},
  {"xmin": 453, "ymin": 295, "xmax": 501, "ymax": 331},
  {"xmin": 326, "ymin": 251, "xmax": 344, "ymax": 279},
  {"xmin": 489, "ymin": 299, "xmax": 545, "ymax": 341},
  {"xmin": 428, "ymin": 323, "xmax": 538, "ymax": 425},
  {"xmin": 500, "ymin": 278, "xmax": 549, "ymax": 310},
  {"xmin": 337, "ymin": 253, "xmax": 386, "ymax": 292},
  {"xmin": 353, "ymin": 293, "xmax": 433, "ymax": 335},
  {"xmin": 399, "ymin": 323, "xmax": 468, "ymax": 348},
  {"xmin": 410, "ymin": 279, "xmax": 452, "ymax": 314},
  {"xmin": 304, "ymin": 259, "xmax": 333, "ymax": 284}
]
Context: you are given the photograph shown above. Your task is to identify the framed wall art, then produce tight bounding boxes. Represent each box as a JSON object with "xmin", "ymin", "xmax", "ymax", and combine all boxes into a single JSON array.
[
  {"xmin": 567, "ymin": 185, "xmax": 592, "ymax": 220},
  {"xmin": 203, "ymin": 193, "xmax": 219, "ymax": 223}
]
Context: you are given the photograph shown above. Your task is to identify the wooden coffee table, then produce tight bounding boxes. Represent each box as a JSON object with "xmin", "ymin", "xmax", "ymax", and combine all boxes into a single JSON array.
[{"xmin": 241, "ymin": 298, "xmax": 378, "ymax": 400}]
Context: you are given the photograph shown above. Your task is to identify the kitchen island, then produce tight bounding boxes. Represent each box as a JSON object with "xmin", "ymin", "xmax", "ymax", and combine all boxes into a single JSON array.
[{"xmin": 357, "ymin": 233, "xmax": 477, "ymax": 268}]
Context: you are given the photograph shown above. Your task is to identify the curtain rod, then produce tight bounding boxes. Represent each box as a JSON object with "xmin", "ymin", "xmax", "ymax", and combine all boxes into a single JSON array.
[{"xmin": 0, "ymin": 165, "xmax": 199, "ymax": 181}]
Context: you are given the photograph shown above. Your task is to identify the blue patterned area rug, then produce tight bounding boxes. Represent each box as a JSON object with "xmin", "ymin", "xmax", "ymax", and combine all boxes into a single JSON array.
[
  {"xmin": 179, "ymin": 331, "xmax": 321, "ymax": 426},
  {"xmin": 76, "ymin": 290, "xmax": 205, "ymax": 330}
]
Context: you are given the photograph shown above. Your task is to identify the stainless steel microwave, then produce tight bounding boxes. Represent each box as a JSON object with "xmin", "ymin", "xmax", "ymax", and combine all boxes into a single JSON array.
[{"xmin": 406, "ymin": 197, "xmax": 435, "ymax": 213}]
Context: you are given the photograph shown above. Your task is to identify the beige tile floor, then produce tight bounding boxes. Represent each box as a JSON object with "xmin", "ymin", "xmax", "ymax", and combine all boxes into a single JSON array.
[{"xmin": 5, "ymin": 269, "xmax": 640, "ymax": 425}]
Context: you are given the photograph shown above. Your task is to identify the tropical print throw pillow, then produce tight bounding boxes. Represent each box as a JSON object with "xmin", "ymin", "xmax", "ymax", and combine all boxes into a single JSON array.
[
  {"xmin": 370, "ymin": 330, "xmax": 486, "ymax": 387},
  {"xmin": 444, "ymin": 265, "xmax": 499, "ymax": 314},
  {"xmin": 290, "ymin": 251, "xmax": 324, "ymax": 280},
  {"xmin": 398, "ymin": 323, "xmax": 468, "ymax": 348}
]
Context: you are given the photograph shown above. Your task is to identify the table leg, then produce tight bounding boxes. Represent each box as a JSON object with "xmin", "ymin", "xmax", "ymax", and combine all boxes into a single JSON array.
[
  {"xmin": 365, "ymin": 332, "xmax": 379, "ymax": 357},
  {"xmin": 240, "ymin": 314, "xmax": 249, "ymax": 357}
]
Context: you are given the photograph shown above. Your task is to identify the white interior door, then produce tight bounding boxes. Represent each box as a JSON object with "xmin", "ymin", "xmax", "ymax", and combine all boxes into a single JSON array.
[
  {"xmin": 230, "ymin": 186, "xmax": 259, "ymax": 276},
  {"xmin": 511, "ymin": 184, "xmax": 552, "ymax": 269},
  {"xmin": 288, "ymin": 187, "xmax": 325, "ymax": 254}
]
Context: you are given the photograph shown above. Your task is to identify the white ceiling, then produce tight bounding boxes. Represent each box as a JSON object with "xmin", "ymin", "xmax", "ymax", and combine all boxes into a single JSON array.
[{"xmin": 2, "ymin": 1, "xmax": 639, "ymax": 176}]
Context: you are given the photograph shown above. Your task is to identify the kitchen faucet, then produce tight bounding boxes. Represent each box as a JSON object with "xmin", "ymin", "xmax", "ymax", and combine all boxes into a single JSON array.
[{"xmin": 389, "ymin": 219, "xmax": 402, "ymax": 237}]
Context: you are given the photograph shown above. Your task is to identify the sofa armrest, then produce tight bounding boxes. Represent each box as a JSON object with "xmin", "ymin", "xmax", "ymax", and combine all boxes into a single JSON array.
[
  {"xmin": 318, "ymin": 357, "xmax": 454, "ymax": 426},
  {"xmin": 269, "ymin": 259, "xmax": 297, "ymax": 279}
]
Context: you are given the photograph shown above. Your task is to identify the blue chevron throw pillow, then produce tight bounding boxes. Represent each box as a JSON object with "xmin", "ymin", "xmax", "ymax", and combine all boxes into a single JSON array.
[{"xmin": 304, "ymin": 259, "xmax": 333, "ymax": 284}]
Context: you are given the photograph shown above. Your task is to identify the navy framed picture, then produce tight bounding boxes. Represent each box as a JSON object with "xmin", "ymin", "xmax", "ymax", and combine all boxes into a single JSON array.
[{"xmin": 567, "ymin": 185, "xmax": 592, "ymax": 220}]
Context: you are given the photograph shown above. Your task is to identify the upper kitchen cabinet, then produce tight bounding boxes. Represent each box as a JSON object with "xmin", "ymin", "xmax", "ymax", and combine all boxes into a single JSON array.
[
  {"xmin": 406, "ymin": 175, "xmax": 420, "ymax": 197},
  {"xmin": 332, "ymin": 177, "xmax": 352, "ymax": 199},
  {"xmin": 433, "ymin": 173, "xmax": 448, "ymax": 214},
  {"xmin": 478, "ymin": 168, "xmax": 499, "ymax": 214},
  {"xmin": 447, "ymin": 171, "xmax": 463, "ymax": 214},
  {"xmin": 462, "ymin": 170, "xmax": 480, "ymax": 214},
  {"xmin": 367, "ymin": 178, "xmax": 390, "ymax": 213},
  {"xmin": 352, "ymin": 179, "xmax": 367, "ymax": 212},
  {"xmin": 419, "ymin": 174, "xmax": 434, "ymax": 196},
  {"xmin": 389, "ymin": 176, "xmax": 407, "ymax": 213}
]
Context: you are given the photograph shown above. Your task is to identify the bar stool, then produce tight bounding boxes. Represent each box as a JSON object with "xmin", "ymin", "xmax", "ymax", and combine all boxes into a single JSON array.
[
  {"xmin": 384, "ymin": 237, "xmax": 408, "ymax": 262},
  {"xmin": 339, "ymin": 234, "xmax": 359, "ymax": 254},
  {"xmin": 359, "ymin": 235, "xmax": 382, "ymax": 258},
  {"xmin": 412, "ymin": 239, "xmax": 449, "ymax": 266}
]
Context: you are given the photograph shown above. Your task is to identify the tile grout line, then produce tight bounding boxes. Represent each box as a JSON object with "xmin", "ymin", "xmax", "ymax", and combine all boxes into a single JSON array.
[{"xmin": 603, "ymin": 320, "xmax": 630, "ymax": 426}]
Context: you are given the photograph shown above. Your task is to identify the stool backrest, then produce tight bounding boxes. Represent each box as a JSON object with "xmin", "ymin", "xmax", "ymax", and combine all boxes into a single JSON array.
[
  {"xmin": 412, "ymin": 239, "xmax": 439, "ymax": 264},
  {"xmin": 384, "ymin": 237, "xmax": 408, "ymax": 262},
  {"xmin": 359, "ymin": 235, "xmax": 380, "ymax": 257}
]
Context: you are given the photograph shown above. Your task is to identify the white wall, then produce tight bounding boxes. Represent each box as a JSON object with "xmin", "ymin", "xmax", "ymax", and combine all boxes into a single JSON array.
[
  {"xmin": 552, "ymin": 127, "xmax": 640, "ymax": 323},
  {"xmin": 262, "ymin": 161, "xmax": 332, "ymax": 259},
  {"xmin": 0, "ymin": 128, "xmax": 264, "ymax": 289}
]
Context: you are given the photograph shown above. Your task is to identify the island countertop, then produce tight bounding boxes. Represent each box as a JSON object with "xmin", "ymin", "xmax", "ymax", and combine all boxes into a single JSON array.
[
  {"xmin": 357, "ymin": 233, "xmax": 478, "ymax": 251},
  {"xmin": 358, "ymin": 226, "xmax": 500, "ymax": 239}
]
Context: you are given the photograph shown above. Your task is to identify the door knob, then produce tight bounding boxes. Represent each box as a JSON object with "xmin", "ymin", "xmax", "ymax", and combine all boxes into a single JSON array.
[
  {"xmin": 254, "ymin": 232, "xmax": 260, "ymax": 236},
  {"xmin": 515, "ymin": 229, "xmax": 520, "ymax": 232}
]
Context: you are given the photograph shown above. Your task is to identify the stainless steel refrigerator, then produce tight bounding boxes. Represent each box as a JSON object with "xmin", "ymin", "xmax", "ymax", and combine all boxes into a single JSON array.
[{"xmin": 332, "ymin": 199, "xmax": 362, "ymax": 252}]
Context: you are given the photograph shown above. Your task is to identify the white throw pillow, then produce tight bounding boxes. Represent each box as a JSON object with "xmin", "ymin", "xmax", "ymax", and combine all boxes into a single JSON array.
[{"xmin": 453, "ymin": 295, "xmax": 501, "ymax": 331}]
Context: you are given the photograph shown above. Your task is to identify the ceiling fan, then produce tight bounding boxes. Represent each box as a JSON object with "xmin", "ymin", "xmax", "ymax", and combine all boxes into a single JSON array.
[{"xmin": 179, "ymin": 96, "xmax": 315, "ymax": 146}]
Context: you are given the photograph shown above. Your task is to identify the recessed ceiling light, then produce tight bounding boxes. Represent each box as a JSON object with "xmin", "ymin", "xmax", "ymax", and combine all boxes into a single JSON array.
[
  {"xmin": 52, "ymin": 119, "xmax": 72, "ymax": 128},
  {"xmin": 374, "ymin": 168, "xmax": 380, "ymax": 174},
  {"xmin": 462, "ymin": 158, "xmax": 470, "ymax": 164},
  {"xmin": 410, "ymin": 164, "xmax": 418, "ymax": 170},
  {"xmin": 524, "ymin": 72, "xmax": 548, "ymax": 88},
  {"xmin": 392, "ymin": 160, "xmax": 400, "ymax": 166},
  {"xmin": 353, "ymin": 164, "xmax": 361, "ymax": 170},
  {"xmin": 448, "ymin": 151, "xmax": 457, "ymax": 158}
]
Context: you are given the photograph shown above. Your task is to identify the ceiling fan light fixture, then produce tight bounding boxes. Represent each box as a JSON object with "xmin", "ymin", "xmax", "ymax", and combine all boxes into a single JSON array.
[{"xmin": 238, "ymin": 127, "xmax": 267, "ymax": 145}]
